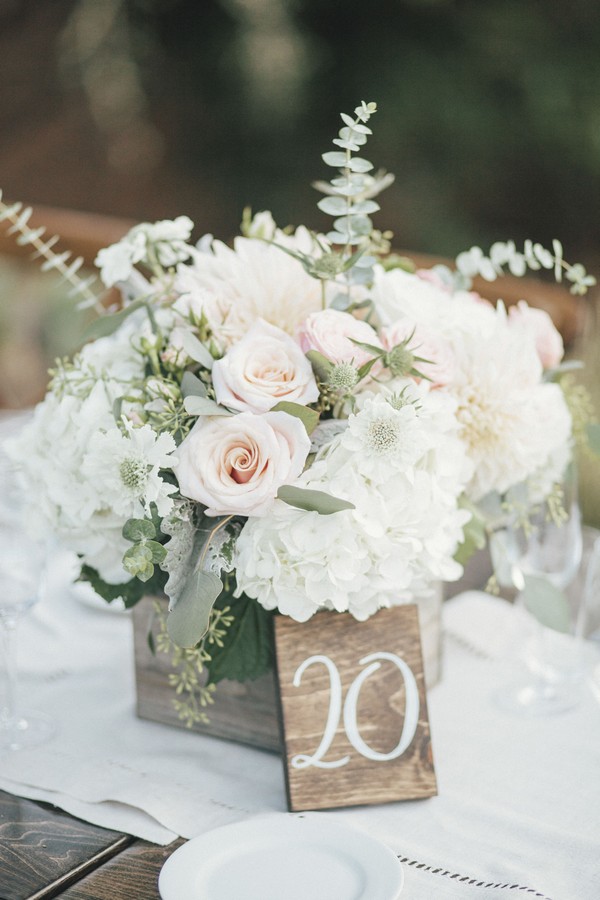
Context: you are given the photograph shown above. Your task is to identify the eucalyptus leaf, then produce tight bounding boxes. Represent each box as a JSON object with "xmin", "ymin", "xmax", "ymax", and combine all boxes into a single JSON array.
[
  {"xmin": 147, "ymin": 540, "xmax": 167, "ymax": 564},
  {"xmin": 333, "ymin": 137, "xmax": 361, "ymax": 152},
  {"xmin": 317, "ymin": 196, "xmax": 348, "ymax": 216},
  {"xmin": 81, "ymin": 299, "xmax": 147, "ymax": 342},
  {"xmin": 543, "ymin": 360, "xmax": 584, "ymax": 383},
  {"xmin": 321, "ymin": 151, "xmax": 347, "ymax": 168},
  {"xmin": 277, "ymin": 485, "xmax": 355, "ymax": 515},
  {"xmin": 122, "ymin": 518, "xmax": 156, "ymax": 542},
  {"xmin": 454, "ymin": 505, "xmax": 487, "ymax": 567},
  {"xmin": 306, "ymin": 349, "xmax": 333, "ymax": 381},
  {"xmin": 587, "ymin": 422, "xmax": 600, "ymax": 456},
  {"xmin": 330, "ymin": 293, "xmax": 351, "ymax": 311},
  {"xmin": 271, "ymin": 401, "xmax": 319, "ymax": 435},
  {"xmin": 350, "ymin": 200, "xmax": 380, "ymax": 214},
  {"xmin": 123, "ymin": 544, "xmax": 154, "ymax": 581},
  {"xmin": 347, "ymin": 157, "xmax": 373, "ymax": 173},
  {"xmin": 184, "ymin": 396, "xmax": 233, "ymax": 417},
  {"xmin": 167, "ymin": 569, "xmax": 223, "ymax": 648},
  {"xmin": 181, "ymin": 331, "xmax": 215, "ymax": 370},
  {"xmin": 112, "ymin": 396, "xmax": 123, "ymax": 423},
  {"xmin": 521, "ymin": 575, "xmax": 571, "ymax": 633},
  {"xmin": 181, "ymin": 371, "xmax": 208, "ymax": 398}
]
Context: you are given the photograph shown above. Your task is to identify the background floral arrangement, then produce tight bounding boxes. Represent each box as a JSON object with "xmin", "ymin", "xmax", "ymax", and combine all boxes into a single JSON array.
[{"xmin": 5, "ymin": 102, "xmax": 597, "ymax": 699}]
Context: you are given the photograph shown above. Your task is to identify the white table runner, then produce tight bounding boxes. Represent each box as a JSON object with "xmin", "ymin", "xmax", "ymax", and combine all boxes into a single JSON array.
[{"xmin": 1, "ymin": 551, "xmax": 599, "ymax": 900}]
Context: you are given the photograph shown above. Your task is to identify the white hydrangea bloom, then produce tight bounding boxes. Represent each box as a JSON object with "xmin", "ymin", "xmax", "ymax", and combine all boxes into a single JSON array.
[
  {"xmin": 6, "ymin": 383, "xmax": 177, "ymax": 584},
  {"xmin": 234, "ymin": 385, "xmax": 471, "ymax": 622}
]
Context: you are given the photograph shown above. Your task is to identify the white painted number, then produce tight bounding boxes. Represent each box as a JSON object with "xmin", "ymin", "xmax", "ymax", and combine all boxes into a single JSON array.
[{"xmin": 290, "ymin": 652, "xmax": 419, "ymax": 769}]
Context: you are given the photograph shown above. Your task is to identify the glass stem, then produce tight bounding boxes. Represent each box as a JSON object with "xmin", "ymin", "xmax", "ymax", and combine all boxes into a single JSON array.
[{"xmin": 0, "ymin": 615, "xmax": 19, "ymax": 728}]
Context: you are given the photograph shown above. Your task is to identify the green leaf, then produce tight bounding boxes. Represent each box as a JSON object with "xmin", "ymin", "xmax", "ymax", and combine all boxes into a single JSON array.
[
  {"xmin": 122, "ymin": 518, "xmax": 156, "ymax": 542},
  {"xmin": 349, "ymin": 337, "xmax": 384, "ymax": 356},
  {"xmin": 306, "ymin": 349, "xmax": 333, "ymax": 381},
  {"xmin": 321, "ymin": 151, "xmax": 347, "ymax": 168},
  {"xmin": 454, "ymin": 504, "xmax": 487, "ymax": 566},
  {"xmin": 123, "ymin": 544, "xmax": 155, "ymax": 581},
  {"xmin": 521, "ymin": 576, "xmax": 571, "ymax": 633},
  {"xmin": 586, "ymin": 422, "xmax": 600, "ymax": 456},
  {"xmin": 167, "ymin": 569, "xmax": 223, "ymax": 648},
  {"xmin": 180, "ymin": 331, "xmax": 215, "ymax": 370},
  {"xmin": 347, "ymin": 158, "xmax": 373, "ymax": 174},
  {"xmin": 271, "ymin": 401, "xmax": 319, "ymax": 435},
  {"xmin": 147, "ymin": 540, "xmax": 167, "ymax": 564},
  {"xmin": 78, "ymin": 564, "xmax": 167, "ymax": 609},
  {"xmin": 317, "ymin": 196, "xmax": 348, "ymax": 216},
  {"xmin": 81, "ymin": 299, "xmax": 147, "ymax": 342},
  {"xmin": 543, "ymin": 360, "xmax": 584, "ymax": 383},
  {"xmin": 277, "ymin": 485, "xmax": 355, "ymax": 515},
  {"xmin": 349, "ymin": 200, "xmax": 380, "ymax": 214},
  {"xmin": 183, "ymin": 396, "xmax": 232, "ymax": 417},
  {"xmin": 181, "ymin": 371, "xmax": 207, "ymax": 398},
  {"xmin": 205, "ymin": 593, "xmax": 274, "ymax": 684}
]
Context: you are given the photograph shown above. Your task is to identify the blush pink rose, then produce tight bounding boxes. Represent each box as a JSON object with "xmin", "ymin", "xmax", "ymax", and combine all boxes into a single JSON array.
[
  {"xmin": 212, "ymin": 319, "xmax": 319, "ymax": 413},
  {"xmin": 298, "ymin": 309, "xmax": 382, "ymax": 367},
  {"xmin": 380, "ymin": 319, "xmax": 456, "ymax": 387},
  {"xmin": 175, "ymin": 410, "xmax": 310, "ymax": 516},
  {"xmin": 508, "ymin": 301, "xmax": 564, "ymax": 369}
]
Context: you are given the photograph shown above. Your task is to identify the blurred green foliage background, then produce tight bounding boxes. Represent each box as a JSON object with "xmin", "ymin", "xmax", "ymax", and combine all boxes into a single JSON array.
[
  {"xmin": 2, "ymin": 0, "xmax": 600, "ymax": 257},
  {"xmin": 1, "ymin": 0, "xmax": 599, "ymax": 518}
]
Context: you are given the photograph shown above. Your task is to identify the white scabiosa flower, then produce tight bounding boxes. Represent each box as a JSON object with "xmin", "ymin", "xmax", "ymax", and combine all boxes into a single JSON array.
[{"xmin": 82, "ymin": 420, "xmax": 177, "ymax": 518}]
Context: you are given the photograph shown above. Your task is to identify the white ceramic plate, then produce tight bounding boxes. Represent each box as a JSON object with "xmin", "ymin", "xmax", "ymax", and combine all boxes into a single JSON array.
[{"xmin": 159, "ymin": 816, "xmax": 404, "ymax": 900}]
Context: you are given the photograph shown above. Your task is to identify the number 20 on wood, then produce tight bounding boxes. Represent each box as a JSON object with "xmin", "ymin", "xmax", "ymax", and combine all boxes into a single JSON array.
[
  {"xmin": 274, "ymin": 605, "xmax": 437, "ymax": 812},
  {"xmin": 291, "ymin": 652, "xmax": 419, "ymax": 769}
]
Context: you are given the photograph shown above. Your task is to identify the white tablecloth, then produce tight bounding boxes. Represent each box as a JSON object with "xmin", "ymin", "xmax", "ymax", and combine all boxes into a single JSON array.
[{"xmin": 1, "ymin": 552, "xmax": 599, "ymax": 900}]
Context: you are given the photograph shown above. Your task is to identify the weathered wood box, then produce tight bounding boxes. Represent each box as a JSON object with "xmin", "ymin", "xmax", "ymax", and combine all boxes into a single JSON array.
[
  {"xmin": 132, "ymin": 588, "xmax": 444, "ymax": 753},
  {"xmin": 132, "ymin": 596, "xmax": 282, "ymax": 751}
]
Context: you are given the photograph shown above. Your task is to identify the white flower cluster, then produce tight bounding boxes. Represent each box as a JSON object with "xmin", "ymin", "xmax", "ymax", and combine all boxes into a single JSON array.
[
  {"xmin": 234, "ymin": 388, "xmax": 472, "ymax": 621},
  {"xmin": 6, "ymin": 315, "xmax": 178, "ymax": 584},
  {"xmin": 370, "ymin": 267, "xmax": 573, "ymax": 502},
  {"xmin": 8, "ymin": 204, "xmax": 580, "ymax": 634}
]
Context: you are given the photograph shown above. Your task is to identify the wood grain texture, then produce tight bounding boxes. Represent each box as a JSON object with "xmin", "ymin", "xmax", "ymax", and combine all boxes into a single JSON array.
[
  {"xmin": 0, "ymin": 790, "xmax": 132, "ymax": 900},
  {"xmin": 132, "ymin": 596, "xmax": 281, "ymax": 752},
  {"xmin": 274, "ymin": 606, "xmax": 437, "ymax": 812},
  {"xmin": 57, "ymin": 839, "xmax": 185, "ymax": 900}
]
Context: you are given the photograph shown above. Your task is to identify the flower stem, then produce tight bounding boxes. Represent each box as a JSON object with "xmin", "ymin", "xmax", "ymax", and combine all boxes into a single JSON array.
[{"xmin": 0, "ymin": 615, "xmax": 19, "ymax": 729}]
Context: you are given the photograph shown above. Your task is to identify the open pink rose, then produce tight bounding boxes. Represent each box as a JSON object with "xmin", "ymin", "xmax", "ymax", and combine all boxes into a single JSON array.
[
  {"xmin": 508, "ymin": 301, "xmax": 564, "ymax": 369},
  {"xmin": 298, "ymin": 309, "xmax": 381, "ymax": 367},
  {"xmin": 175, "ymin": 410, "xmax": 310, "ymax": 516},
  {"xmin": 212, "ymin": 319, "xmax": 319, "ymax": 413},
  {"xmin": 381, "ymin": 319, "xmax": 456, "ymax": 387}
]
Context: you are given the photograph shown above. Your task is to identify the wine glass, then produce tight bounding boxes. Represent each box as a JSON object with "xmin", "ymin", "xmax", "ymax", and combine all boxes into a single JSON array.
[
  {"xmin": 0, "ymin": 426, "xmax": 56, "ymax": 752},
  {"xmin": 492, "ymin": 464, "xmax": 585, "ymax": 715}
]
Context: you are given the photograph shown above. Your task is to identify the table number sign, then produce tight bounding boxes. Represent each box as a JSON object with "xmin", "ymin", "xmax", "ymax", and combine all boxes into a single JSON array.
[{"xmin": 274, "ymin": 604, "xmax": 437, "ymax": 812}]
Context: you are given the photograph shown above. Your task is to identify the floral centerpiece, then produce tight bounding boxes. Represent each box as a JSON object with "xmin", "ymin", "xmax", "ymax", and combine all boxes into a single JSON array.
[{"xmin": 3, "ymin": 102, "xmax": 596, "ymax": 718}]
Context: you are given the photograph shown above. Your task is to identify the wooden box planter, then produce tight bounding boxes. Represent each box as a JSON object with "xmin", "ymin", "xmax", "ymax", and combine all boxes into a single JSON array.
[{"xmin": 132, "ymin": 589, "xmax": 443, "ymax": 754}]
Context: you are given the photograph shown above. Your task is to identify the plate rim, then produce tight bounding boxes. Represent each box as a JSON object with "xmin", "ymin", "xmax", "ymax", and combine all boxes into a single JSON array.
[{"xmin": 159, "ymin": 815, "xmax": 404, "ymax": 900}]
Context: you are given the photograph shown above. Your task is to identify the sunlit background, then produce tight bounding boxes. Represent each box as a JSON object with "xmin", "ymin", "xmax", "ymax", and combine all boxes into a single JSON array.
[{"xmin": 1, "ymin": 0, "xmax": 599, "ymax": 518}]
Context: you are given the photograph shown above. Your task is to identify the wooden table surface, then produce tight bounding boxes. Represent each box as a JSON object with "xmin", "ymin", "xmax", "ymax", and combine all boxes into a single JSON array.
[{"xmin": 0, "ymin": 790, "xmax": 182, "ymax": 900}]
